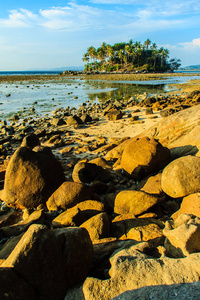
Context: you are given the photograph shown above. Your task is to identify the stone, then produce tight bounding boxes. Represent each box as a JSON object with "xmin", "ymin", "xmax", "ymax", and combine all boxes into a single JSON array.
[
  {"xmin": 21, "ymin": 133, "xmax": 40, "ymax": 149},
  {"xmin": 52, "ymin": 207, "xmax": 85, "ymax": 227},
  {"xmin": 105, "ymin": 138, "xmax": 130, "ymax": 161},
  {"xmin": 0, "ymin": 209, "xmax": 46, "ymax": 237},
  {"xmin": 81, "ymin": 114, "xmax": 92, "ymax": 123},
  {"xmin": 172, "ymin": 193, "xmax": 200, "ymax": 219},
  {"xmin": 46, "ymin": 181, "xmax": 94, "ymax": 211},
  {"xmin": 1, "ymin": 146, "xmax": 65, "ymax": 208},
  {"xmin": 51, "ymin": 117, "xmax": 66, "ymax": 126},
  {"xmin": 66, "ymin": 115, "xmax": 83, "ymax": 126},
  {"xmin": 106, "ymin": 110, "xmax": 123, "ymax": 121},
  {"xmin": 0, "ymin": 267, "xmax": 36, "ymax": 300},
  {"xmin": 0, "ymin": 210, "xmax": 22, "ymax": 228},
  {"xmin": 145, "ymin": 107, "xmax": 153, "ymax": 115},
  {"xmin": 72, "ymin": 161, "xmax": 111, "ymax": 184},
  {"xmin": 163, "ymin": 213, "xmax": 200, "ymax": 257},
  {"xmin": 135, "ymin": 104, "xmax": 200, "ymax": 155},
  {"xmin": 112, "ymin": 281, "xmax": 200, "ymax": 300},
  {"xmin": 121, "ymin": 137, "xmax": 171, "ymax": 180},
  {"xmin": 137, "ymin": 173, "xmax": 164, "ymax": 196},
  {"xmin": 66, "ymin": 242, "xmax": 200, "ymax": 300},
  {"xmin": 2, "ymin": 224, "xmax": 93, "ymax": 300},
  {"xmin": 89, "ymin": 157, "xmax": 112, "ymax": 169},
  {"xmin": 81, "ymin": 212, "xmax": 110, "ymax": 242},
  {"xmin": 91, "ymin": 239, "xmax": 138, "ymax": 279},
  {"xmin": 114, "ymin": 190, "xmax": 160, "ymax": 215},
  {"xmin": 111, "ymin": 215, "xmax": 164, "ymax": 241},
  {"xmin": 161, "ymin": 155, "xmax": 200, "ymax": 198}
]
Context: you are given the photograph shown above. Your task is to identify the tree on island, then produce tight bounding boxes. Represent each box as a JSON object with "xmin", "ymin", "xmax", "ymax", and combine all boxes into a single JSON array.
[{"xmin": 82, "ymin": 40, "xmax": 181, "ymax": 72}]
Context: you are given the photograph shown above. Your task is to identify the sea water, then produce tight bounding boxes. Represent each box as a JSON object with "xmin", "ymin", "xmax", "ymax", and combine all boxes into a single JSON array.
[{"xmin": 0, "ymin": 74, "xmax": 199, "ymax": 121}]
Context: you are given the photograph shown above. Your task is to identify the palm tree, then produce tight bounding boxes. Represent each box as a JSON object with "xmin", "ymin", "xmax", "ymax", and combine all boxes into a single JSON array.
[
  {"xmin": 159, "ymin": 47, "xmax": 170, "ymax": 67},
  {"xmin": 152, "ymin": 49, "xmax": 159, "ymax": 68},
  {"xmin": 125, "ymin": 45, "xmax": 132, "ymax": 65},
  {"xmin": 144, "ymin": 38, "xmax": 151, "ymax": 50},
  {"xmin": 118, "ymin": 49, "xmax": 124, "ymax": 65},
  {"xmin": 106, "ymin": 44, "xmax": 114, "ymax": 65},
  {"xmin": 136, "ymin": 42, "xmax": 142, "ymax": 67},
  {"xmin": 87, "ymin": 46, "xmax": 97, "ymax": 63},
  {"xmin": 82, "ymin": 53, "xmax": 89, "ymax": 63}
]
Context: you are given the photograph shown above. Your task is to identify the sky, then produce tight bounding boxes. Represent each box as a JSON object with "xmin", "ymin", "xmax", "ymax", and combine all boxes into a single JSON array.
[{"xmin": 0, "ymin": 0, "xmax": 200, "ymax": 70}]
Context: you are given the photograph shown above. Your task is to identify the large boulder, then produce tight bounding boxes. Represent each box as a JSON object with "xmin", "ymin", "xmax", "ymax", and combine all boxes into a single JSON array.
[
  {"xmin": 120, "ymin": 137, "xmax": 170, "ymax": 180},
  {"xmin": 46, "ymin": 181, "xmax": 94, "ymax": 211},
  {"xmin": 161, "ymin": 155, "xmax": 200, "ymax": 198},
  {"xmin": 112, "ymin": 281, "xmax": 200, "ymax": 300},
  {"xmin": 137, "ymin": 103, "xmax": 200, "ymax": 153},
  {"xmin": 1, "ymin": 146, "xmax": 65, "ymax": 208},
  {"xmin": 66, "ymin": 241, "xmax": 200, "ymax": 300},
  {"xmin": 172, "ymin": 193, "xmax": 200, "ymax": 219},
  {"xmin": 114, "ymin": 190, "xmax": 160, "ymax": 215},
  {"xmin": 163, "ymin": 213, "xmax": 200, "ymax": 257},
  {"xmin": 2, "ymin": 224, "xmax": 93, "ymax": 300},
  {"xmin": 0, "ymin": 267, "xmax": 36, "ymax": 300}
]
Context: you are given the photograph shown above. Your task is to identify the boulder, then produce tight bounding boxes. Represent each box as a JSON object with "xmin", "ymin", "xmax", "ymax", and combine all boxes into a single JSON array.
[
  {"xmin": 112, "ymin": 281, "xmax": 200, "ymax": 300},
  {"xmin": 81, "ymin": 114, "xmax": 92, "ymax": 123},
  {"xmin": 137, "ymin": 173, "xmax": 164, "ymax": 196},
  {"xmin": 106, "ymin": 109, "xmax": 123, "ymax": 121},
  {"xmin": 0, "ymin": 209, "xmax": 46, "ymax": 237},
  {"xmin": 114, "ymin": 190, "xmax": 160, "ymax": 215},
  {"xmin": 52, "ymin": 199, "xmax": 107, "ymax": 228},
  {"xmin": 66, "ymin": 241, "xmax": 200, "ymax": 300},
  {"xmin": 72, "ymin": 161, "xmax": 111, "ymax": 184},
  {"xmin": 172, "ymin": 193, "xmax": 200, "ymax": 219},
  {"xmin": 135, "ymin": 104, "xmax": 200, "ymax": 154},
  {"xmin": 2, "ymin": 224, "xmax": 93, "ymax": 300},
  {"xmin": 51, "ymin": 117, "xmax": 66, "ymax": 126},
  {"xmin": 0, "ymin": 267, "xmax": 36, "ymax": 300},
  {"xmin": 161, "ymin": 155, "xmax": 200, "ymax": 198},
  {"xmin": 111, "ymin": 215, "xmax": 164, "ymax": 241},
  {"xmin": 52, "ymin": 207, "xmax": 85, "ymax": 227},
  {"xmin": 163, "ymin": 213, "xmax": 200, "ymax": 257},
  {"xmin": 46, "ymin": 181, "xmax": 94, "ymax": 211},
  {"xmin": 81, "ymin": 212, "xmax": 110, "ymax": 242},
  {"xmin": 121, "ymin": 137, "xmax": 171, "ymax": 180},
  {"xmin": 66, "ymin": 115, "xmax": 83, "ymax": 126},
  {"xmin": 21, "ymin": 133, "xmax": 40, "ymax": 149},
  {"xmin": 1, "ymin": 146, "xmax": 65, "ymax": 208}
]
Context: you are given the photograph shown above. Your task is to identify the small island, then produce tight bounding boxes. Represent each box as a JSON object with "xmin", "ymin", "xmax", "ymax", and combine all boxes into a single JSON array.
[{"xmin": 82, "ymin": 39, "xmax": 181, "ymax": 73}]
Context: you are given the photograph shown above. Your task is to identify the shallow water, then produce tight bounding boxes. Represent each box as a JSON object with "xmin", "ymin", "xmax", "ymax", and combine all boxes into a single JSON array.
[{"xmin": 0, "ymin": 75, "xmax": 198, "ymax": 121}]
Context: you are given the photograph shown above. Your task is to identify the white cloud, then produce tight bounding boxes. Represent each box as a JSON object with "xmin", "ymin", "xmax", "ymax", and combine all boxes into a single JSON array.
[
  {"xmin": 0, "ymin": 9, "xmax": 39, "ymax": 27},
  {"xmin": 193, "ymin": 38, "xmax": 200, "ymax": 47},
  {"xmin": 179, "ymin": 38, "xmax": 200, "ymax": 49},
  {"xmin": 0, "ymin": 1, "xmax": 199, "ymax": 32}
]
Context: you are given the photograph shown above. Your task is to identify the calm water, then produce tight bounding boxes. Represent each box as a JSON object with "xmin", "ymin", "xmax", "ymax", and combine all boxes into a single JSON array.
[{"xmin": 0, "ymin": 73, "xmax": 199, "ymax": 121}]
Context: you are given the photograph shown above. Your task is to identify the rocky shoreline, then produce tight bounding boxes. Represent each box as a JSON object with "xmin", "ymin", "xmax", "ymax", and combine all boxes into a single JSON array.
[{"xmin": 0, "ymin": 76, "xmax": 200, "ymax": 299}]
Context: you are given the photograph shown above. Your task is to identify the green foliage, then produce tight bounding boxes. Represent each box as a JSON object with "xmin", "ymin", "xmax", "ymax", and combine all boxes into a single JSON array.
[{"xmin": 82, "ymin": 39, "xmax": 181, "ymax": 72}]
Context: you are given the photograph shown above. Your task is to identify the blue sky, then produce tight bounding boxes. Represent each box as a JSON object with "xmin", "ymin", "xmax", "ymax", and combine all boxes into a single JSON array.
[{"xmin": 0, "ymin": 0, "xmax": 200, "ymax": 70}]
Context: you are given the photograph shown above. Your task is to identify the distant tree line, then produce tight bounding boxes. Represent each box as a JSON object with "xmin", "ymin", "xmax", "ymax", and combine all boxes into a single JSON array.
[{"xmin": 82, "ymin": 39, "xmax": 181, "ymax": 72}]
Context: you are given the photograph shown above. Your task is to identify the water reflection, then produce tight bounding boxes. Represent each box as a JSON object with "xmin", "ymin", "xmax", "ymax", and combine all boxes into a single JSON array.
[{"xmin": 85, "ymin": 80, "xmax": 166, "ymax": 103}]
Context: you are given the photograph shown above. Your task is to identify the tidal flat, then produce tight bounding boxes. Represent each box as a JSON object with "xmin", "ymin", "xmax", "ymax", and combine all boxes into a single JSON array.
[{"xmin": 0, "ymin": 72, "xmax": 199, "ymax": 121}]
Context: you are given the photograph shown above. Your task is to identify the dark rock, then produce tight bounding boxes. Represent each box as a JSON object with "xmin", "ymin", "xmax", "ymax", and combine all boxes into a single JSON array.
[
  {"xmin": 21, "ymin": 134, "xmax": 40, "ymax": 149},
  {"xmin": 72, "ymin": 161, "xmax": 111, "ymax": 184}
]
